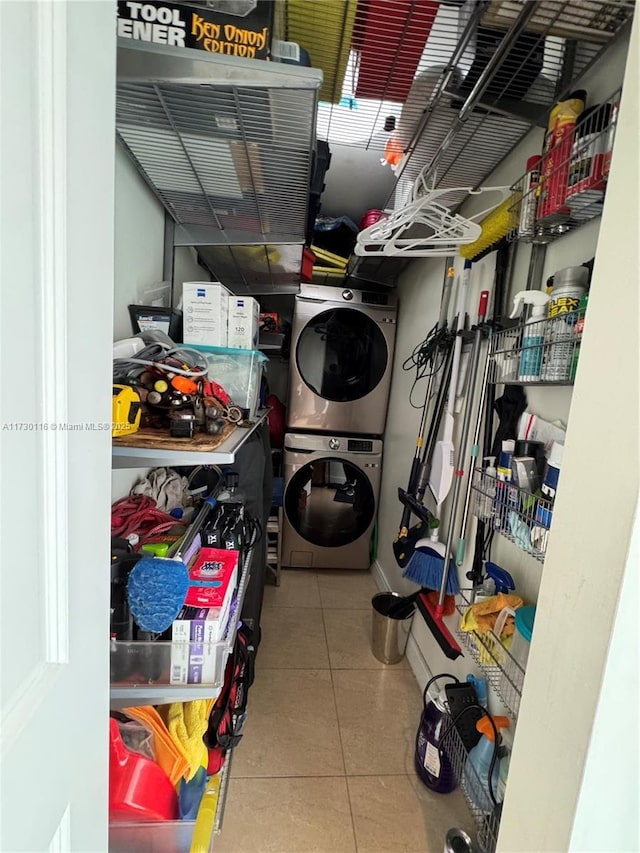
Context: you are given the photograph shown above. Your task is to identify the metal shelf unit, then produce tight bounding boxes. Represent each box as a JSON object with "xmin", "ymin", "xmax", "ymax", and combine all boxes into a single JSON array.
[
  {"xmin": 112, "ymin": 410, "xmax": 269, "ymax": 469},
  {"xmin": 471, "ymin": 467, "xmax": 552, "ymax": 563},
  {"xmin": 116, "ymin": 38, "xmax": 322, "ymax": 293},
  {"xmin": 110, "ymin": 549, "xmax": 252, "ymax": 706},
  {"xmin": 456, "ymin": 593, "xmax": 525, "ymax": 721},
  {"xmin": 490, "ymin": 306, "xmax": 585, "ymax": 386}
]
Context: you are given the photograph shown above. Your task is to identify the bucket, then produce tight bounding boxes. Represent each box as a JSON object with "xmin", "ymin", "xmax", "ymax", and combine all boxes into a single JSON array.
[{"xmin": 371, "ymin": 592, "xmax": 415, "ymax": 664}]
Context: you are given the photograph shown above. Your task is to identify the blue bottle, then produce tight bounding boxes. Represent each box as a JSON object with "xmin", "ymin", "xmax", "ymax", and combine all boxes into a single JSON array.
[{"xmin": 463, "ymin": 715, "xmax": 510, "ymax": 813}]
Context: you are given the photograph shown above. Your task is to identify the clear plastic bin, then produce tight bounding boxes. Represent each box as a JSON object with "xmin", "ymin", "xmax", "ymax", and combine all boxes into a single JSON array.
[
  {"xmin": 110, "ymin": 637, "xmax": 228, "ymax": 689},
  {"xmin": 188, "ymin": 344, "xmax": 267, "ymax": 417},
  {"xmin": 110, "ymin": 766, "xmax": 225, "ymax": 852}
]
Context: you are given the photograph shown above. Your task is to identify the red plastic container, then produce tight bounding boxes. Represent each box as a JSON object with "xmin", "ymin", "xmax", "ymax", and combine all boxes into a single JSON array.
[{"xmin": 109, "ymin": 718, "xmax": 179, "ymax": 822}]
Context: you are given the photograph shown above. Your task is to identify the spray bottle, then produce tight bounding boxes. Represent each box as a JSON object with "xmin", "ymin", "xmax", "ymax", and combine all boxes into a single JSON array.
[
  {"xmin": 463, "ymin": 715, "xmax": 510, "ymax": 813},
  {"xmin": 510, "ymin": 291, "xmax": 551, "ymax": 381}
]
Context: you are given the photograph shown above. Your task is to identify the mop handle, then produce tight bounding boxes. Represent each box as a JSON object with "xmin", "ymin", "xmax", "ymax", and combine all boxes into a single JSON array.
[
  {"xmin": 456, "ymin": 328, "xmax": 492, "ymax": 566},
  {"xmin": 436, "ymin": 278, "xmax": 485, "ymax": 608}
]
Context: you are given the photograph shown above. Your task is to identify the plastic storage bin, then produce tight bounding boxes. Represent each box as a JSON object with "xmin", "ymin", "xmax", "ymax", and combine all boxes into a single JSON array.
[{"xmin": 189, "ymin": 344, "xmax": 267, "ymax": 418}]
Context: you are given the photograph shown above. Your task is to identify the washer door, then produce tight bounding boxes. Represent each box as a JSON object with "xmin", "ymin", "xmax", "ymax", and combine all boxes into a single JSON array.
[
  {"xmin": 284, "ymin": 456, "xmax": 375, "ymax": 547},
  {"xmin": 295, "ymin": 307, "xmax": 388, "ymax": 402}
]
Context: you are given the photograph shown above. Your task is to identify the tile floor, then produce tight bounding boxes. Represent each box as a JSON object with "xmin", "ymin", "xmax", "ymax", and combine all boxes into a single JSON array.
[{"xmin": 215, "ymin": 570, "xmax": 474, "ymax": 853}]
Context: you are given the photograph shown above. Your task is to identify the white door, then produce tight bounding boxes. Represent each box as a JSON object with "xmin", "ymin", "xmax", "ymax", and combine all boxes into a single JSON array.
[{"xmin": 1, "ymin": 3, "xmax": 115, "ymax": 850}]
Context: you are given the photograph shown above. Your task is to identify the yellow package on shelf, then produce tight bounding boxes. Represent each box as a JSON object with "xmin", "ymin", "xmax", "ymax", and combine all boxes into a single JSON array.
[{"xmin": 285, "ymin": 0, "xmax": 357, "ymax": 103}]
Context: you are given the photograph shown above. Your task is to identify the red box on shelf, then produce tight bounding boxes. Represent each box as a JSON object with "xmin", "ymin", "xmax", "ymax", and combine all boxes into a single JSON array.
[{"xmin": 185, "ymin": 547, "xmax": 239, "ymax": 609}]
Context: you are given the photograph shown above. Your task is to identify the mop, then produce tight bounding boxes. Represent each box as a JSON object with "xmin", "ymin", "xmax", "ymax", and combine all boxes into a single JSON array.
[
  {"xmin": 402, "ymin": 264, "xmax": 473, "ymax": 588},
  {"xmin": 393, "ymin": 263, "xmax": 454, "ymax": 567},
  {"xmin": 419, "ymin": 284, "xmax": 490, "ymax": 659},
  {"xmin": 404, "ymin": 284, "xmax": 488, "ymax": 592}
]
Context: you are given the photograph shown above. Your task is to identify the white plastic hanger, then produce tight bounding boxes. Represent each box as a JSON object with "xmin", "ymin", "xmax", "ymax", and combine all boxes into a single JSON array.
[{"xmin": 354, "ymin": 184, "xmax": 511, "ymax": 258}]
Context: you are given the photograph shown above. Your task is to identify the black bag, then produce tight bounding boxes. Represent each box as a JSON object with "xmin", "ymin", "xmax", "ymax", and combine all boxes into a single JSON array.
[{"xmin": 204, "ymin": 623, "xmax": 255, "ymax": 755}]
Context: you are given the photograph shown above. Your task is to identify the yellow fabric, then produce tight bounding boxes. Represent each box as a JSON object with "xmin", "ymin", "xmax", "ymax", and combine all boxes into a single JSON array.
[
  {"xmin": 161, "ymin": 700, "xmax": 213, "ymax": 781},
  {"xmin": 285, "ymin": 1, "xmax": 357, "ymax": 103},
  {"xmin": 123, "ymin": 705, "xmax": 189, "ymax": 787},
  {"xmin": 459, "ymin": 593, "xmax": 524, "ymax": 666}
]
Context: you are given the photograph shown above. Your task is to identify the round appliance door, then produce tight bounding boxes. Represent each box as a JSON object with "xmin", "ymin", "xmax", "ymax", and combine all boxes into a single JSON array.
[
  {"xmin": 284, "ymin": 456, "xmax": 376, "ymax": 548},
  {"xmin": 295, "ymin": 307, "xmax": 388, "ymax": 402}
]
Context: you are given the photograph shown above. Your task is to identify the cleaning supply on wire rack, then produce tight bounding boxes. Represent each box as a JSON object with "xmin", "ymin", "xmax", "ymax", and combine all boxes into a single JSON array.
[
  {"xmin": 570, "ymin": 292, "xmax": 589, "ymax": 380},
  {"xmin": 566, "ymin": 102, "xmax": 612, "ymax": 220},
  {"xmin": 542, "ymin": 266, "xmax": 589, "ymax": 381},
  {"xmin": 509, "ymin": 291, "xmax": 550, "ymax": 381},
  {"xmin": 537, "ymin": 89, "xmax": 587, "ymax": 225},
  {"xmin": 414, "ymin": 674, "xmax": 460, "ymax": 793},
  {"xmin": 517, "ymin": 155, "xmax": 542, "ymax": 238},
  {"xmin": 463, "ymin": 715, "xmax": 510, "ymax": 814}
]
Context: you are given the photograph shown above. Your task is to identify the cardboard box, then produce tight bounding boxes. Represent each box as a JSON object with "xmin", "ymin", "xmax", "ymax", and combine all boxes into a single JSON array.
[
  {"xmin": 116, "ymin": 1, "xmax": 274, "ymax": 61},
  {"xmin": 228, "ymin": 296, "xmax": 259, "ymax": 350},
  {"xmin": 182, "ymin": 281, "xmax": 231, "ymax": 347},
  {"xmin": 170, "ymin": 606, "xmax": 192, "ymax": 685}
]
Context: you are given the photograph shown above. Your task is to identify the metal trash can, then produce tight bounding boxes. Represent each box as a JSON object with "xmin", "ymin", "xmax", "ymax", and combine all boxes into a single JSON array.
[{"xmin": 371, "ymin": 592, "xmax": 415, "ymax": 664}]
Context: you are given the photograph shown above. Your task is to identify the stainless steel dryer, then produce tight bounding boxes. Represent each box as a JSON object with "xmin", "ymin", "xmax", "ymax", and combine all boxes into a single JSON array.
[
  {"xmin": 281, "ymin": 432, "xmax": 383, "ymax": 570},
  {"xmin": 287, "ymin": 284, "xmax": 397, "ymax": 436}
]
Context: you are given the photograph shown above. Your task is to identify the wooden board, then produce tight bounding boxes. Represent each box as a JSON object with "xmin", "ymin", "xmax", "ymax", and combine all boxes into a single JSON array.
[{"xmin": 112, "ymin": 421, "xmax": 237, "ymax": 453}]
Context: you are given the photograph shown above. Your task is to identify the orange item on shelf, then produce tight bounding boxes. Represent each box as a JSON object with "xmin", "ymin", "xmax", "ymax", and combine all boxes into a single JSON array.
[
  {"xmin": 384, "ymin": 137, "xmax": 404, "ymax": 167},
  {"xmin": 123, "ymin": 705, "xmax": 190, "ymax": 787},
  {"xmin": 171, "ymin": 375, "xmax": 198, "ymax": 395}
]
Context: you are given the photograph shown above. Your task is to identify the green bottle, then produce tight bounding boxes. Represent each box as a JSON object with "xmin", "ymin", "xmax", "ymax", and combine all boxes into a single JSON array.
[{"xmin": 570, "ymin": 293, "xmax": 589, "ymax": 381}]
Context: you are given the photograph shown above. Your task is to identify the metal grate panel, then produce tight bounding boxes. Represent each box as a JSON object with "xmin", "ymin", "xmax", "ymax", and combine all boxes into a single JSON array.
[
  {"xmin": 116, "ymin": 39, "xmax": 321, "ymax": 247},
  {"xmin": 286, "ymin": 0, "xmax": 634, "ymax": 193}
]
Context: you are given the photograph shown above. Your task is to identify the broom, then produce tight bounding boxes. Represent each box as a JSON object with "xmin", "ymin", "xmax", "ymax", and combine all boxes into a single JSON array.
[
  {"xmin": 420, "ymin": 286, "xmax": 489, "ymax": 660},
  {"xmin": 402, "ymin": 516, "xmax": 459, "ymax": 595}
]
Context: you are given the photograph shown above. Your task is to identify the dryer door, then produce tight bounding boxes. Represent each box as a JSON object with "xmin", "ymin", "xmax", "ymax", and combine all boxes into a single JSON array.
[
  {"xmin": 284, "ymin": 455, "xmax": 376, "ymax": 548},
  {"xmin": 295, "ymin": 307, "xmax": 388, "ymax": 403}
]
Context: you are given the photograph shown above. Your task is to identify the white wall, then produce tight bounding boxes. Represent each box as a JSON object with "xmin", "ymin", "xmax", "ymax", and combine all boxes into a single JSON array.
[
  {"xmin": 112, "ymin": 144, "xmax": 166, "ymax": 497},
  {"xmin": 376, "ymin": 17, "xmax": 637, "ymax": 849},
  {"xmin": 568, "ymin": 500, "xmax": 639, "ymax": 853},
  {"xmin": 113, "ymin": 144, "xmax": 165, "ymax": 342}
]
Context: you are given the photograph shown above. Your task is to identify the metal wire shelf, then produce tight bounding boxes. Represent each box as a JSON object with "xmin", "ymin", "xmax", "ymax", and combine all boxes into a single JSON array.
[
  {"xmin": 456, "ymin": 592, "xmax": 525, "ymax": 721},
  {"xmin": 490, "ymin": 304, "xmax": 586, "ymax": 385},
  {"xmin": 507, "ymin": 88, "xmax": 621, "ymax": 243},
  {"xmin": 471, "ymin": 468, "xmax": 553, "ymax": 563},
  {"xmin": 438, "ymin": 714, "xmax": 502, "ymax": 853}
]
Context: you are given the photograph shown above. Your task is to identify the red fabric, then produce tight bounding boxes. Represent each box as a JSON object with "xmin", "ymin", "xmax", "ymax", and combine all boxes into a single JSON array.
[
  {"xmin": 110, "ymin": 495, "xmax": 182, "ymax": 546},
  {"xmin": 354, "ymin": 0, "xmax": 439, "ymax": 103},
  {"xmin": 266, "ymin": 394, "xmax": 285, "ymax": 448}
]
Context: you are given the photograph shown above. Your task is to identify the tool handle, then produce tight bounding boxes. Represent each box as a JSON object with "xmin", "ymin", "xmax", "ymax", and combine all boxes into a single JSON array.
[
  {"xmin": 438, "ymin": 263, "xmax": 456, "ymax": 330},
  {"xmin": 478, "ymin": 290, "xmax": 489, "ymax": 322}
]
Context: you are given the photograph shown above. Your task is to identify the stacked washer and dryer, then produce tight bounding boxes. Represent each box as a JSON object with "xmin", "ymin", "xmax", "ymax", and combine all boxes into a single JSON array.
[{"xmin": 281, "ymin": 284, "xmax": 397, "ymax": 570}]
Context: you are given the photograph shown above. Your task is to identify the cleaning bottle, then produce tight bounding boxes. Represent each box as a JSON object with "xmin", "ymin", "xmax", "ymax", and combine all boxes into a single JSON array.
[
  {"xmin": 510, "ymin": 291, "xmax": 551, "ymax": 381},
  {"xmin": 480, "ymin": 456, "xmax": 497, "ymax": 521},
  {"xmin": 414, "ymin": 676, "xmax": 459, "ymax": 793},
  {"xmin": 463, "ymin": 715, "xmax": 510, "ymax": 813}
]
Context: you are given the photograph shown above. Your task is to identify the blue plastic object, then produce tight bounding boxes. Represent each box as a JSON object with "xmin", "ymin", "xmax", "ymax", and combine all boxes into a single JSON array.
[
  {"xmin": 127, "ymin": 557, "xmax": 189, "ymax": 633},
  {"xmin": 466, "ymin": 674, "xmax": 488, "ymax": 709},
  {"xmin": 484, "ymin": 562, "xmax": 515, "ymax": 594},
  {"xmin": 178, "ymin": 766, "xmax": 207, "ymax": 821},
  {"xmin": 515, "ymin": 605, "xmax": 536, "ymax": 642}
]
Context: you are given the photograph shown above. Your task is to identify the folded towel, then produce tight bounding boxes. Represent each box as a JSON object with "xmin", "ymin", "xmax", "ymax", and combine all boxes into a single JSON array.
[
  {"xmin": 123, "ymin": 704, "xmax": 189, "ymax": 787},
  {"xmin": 162, "ymin": 700, "xmax": 215, "ymax": 781}
]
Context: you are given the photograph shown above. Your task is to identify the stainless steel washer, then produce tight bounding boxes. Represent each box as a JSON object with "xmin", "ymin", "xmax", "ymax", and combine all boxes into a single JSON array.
[
  {"xmin": 281, "ymin": 432, "xmax": 383, "ymax": 570},
  {"xmin": 287, "ymin": 284, "xmax": 397, "ymax": 436}
]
